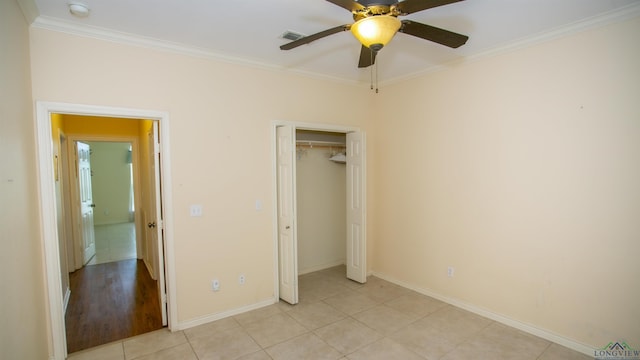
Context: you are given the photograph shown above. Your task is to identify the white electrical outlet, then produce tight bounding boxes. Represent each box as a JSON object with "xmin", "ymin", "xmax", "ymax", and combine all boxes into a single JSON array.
[
  {"xmin": 447, "ymin": 267, "xmax": 455, "ymax": 278},
  {"xmin": 190, "ymin": 204, "xmax": 203, "ymax": 217},
  {"xmin": 212, "ymin": 279, "xmax": 220, "ymax": 291},
  {"xmin": 239, "ymin": 274, "xmax": 245, "ymax": 285}
]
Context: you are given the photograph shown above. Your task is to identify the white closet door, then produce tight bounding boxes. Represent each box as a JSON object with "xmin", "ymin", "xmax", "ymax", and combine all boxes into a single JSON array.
[
  {"xmin": 346, "ymin": 131, "xmax": 367, "ymax": 283},
  {"xmin": 276, "ymin": 125, "xmax": 298, "ymax": 304}
]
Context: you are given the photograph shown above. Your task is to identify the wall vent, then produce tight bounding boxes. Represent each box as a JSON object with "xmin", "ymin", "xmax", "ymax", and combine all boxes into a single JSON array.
[{"xmin": 281, "ymin": 30, "xmax": 305, "ymax": 41}]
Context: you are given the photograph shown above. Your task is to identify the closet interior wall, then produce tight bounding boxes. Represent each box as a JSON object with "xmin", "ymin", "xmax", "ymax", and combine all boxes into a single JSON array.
[{"xmin": 295, "ymin": 130, "xmax": 347, "ymax": 274}]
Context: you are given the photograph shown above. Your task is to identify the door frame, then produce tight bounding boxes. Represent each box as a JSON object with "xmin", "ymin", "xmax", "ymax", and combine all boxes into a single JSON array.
[
  {"xmin": 271, "ymin": 120, "xmax": 367, "ymax": 302},
  {"xmin": 34, "ymin": 101, "xmax": 177, "ymax": 360}
]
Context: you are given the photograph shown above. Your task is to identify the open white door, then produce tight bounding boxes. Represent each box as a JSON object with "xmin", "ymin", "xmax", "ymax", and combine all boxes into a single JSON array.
[
  {"xmin": 346, "ymin": 132, "xmax": 367, "ymax": 283},
  {"xmin": 76, "ymin": 141, "xmax": 96, "ymax": 265},
  {"xmin": 147, "ymin": 122, "xmax": 168, "ymax": 326},
  {"xmin": 276, "ymin": 125, "xmax": 298, "ymax": 304}
]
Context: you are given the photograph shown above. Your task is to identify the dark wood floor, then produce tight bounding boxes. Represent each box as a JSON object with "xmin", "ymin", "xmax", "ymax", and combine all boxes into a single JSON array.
[{"xmin": 65, "ymin": 259, "xmax": 163, "ymax": 353}]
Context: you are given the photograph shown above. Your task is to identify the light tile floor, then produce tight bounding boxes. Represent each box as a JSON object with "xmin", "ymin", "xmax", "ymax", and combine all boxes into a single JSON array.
[
  {"xmin": 87, "ymin": 222, "xmax": 137, "ymax": 265},
  {"xmin": 67, "ymin": 265, "xmax": 592, "ymax": 360}
]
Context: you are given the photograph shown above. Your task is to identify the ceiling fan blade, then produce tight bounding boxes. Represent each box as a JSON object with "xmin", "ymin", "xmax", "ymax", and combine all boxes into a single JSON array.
[
  {"xmin": 358, "ymin": 46, "xmax": 377, "ymax": 68},
  {"xmin": 400, "ymin": 20, "xmax": 468, "ymax": 48},
  {"xmin": 395, "ymin": 0, "xmax": 464, "ymax": 15},
  {"xmin": 325, "ymin": 0, "xmax": 365, "ymax": 12},
  {"xmin": 280, "ymin": 25, "xmax": 351, "ymax": 50}
]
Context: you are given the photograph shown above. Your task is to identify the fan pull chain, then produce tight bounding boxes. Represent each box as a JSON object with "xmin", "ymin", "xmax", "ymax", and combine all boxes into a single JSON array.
[
  {"xmin": 369, "ymin": 50, "xmax": 379, "ymax": 93},
  {"xmin": 370, "ymin": 50, "xmax": 374, "ymax": 90},
  {"xmin": 375, "ymin": 57, "xmax": 379, "ymax": 94}
]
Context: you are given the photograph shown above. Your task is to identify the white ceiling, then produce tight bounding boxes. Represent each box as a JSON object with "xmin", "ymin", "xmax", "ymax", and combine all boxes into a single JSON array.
[{"xmin": 31, "ymin": 0, "xmax": 639, "ymax": 84}]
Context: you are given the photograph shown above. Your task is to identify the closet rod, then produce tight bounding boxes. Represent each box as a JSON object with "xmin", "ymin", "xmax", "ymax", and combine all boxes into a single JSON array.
[{"xmin": 296, "ymin": 140, "xmax": 345, "ymax": 148}]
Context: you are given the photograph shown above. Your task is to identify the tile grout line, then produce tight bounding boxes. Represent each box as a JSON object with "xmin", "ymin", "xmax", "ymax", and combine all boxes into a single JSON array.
[
  {"xmin": 183, "ymin": 329, "xmax": 203, "ymax": 360},
  {"xmin": 535, "ymin": 341, "xmax": 554, "ymax": 360}
]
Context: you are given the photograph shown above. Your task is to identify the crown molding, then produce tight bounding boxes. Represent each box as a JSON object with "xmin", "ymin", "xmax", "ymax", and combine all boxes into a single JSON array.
[
  {"xmin": 16, "ymin": 0, "xmax": 39, "ymax": 24},
  {"xmin": 382, "ymin": 2, "xmax": 640, "ymax": 87},
  {"xmin": 31, "ymin": 16, "xmax": 275, "ymax": 67},
  {"xmin": 28, "ymin": 2, "xmax": 640, "ymax": 90},
  {"xmin": 30, "ymin": 16, "xmax": 363, "ymax": 88}
]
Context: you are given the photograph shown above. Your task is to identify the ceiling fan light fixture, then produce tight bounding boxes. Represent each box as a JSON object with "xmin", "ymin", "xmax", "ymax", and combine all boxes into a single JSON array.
[{"xmin": 351, "ymin": 15, "xmax": 401, "ymax": 51}]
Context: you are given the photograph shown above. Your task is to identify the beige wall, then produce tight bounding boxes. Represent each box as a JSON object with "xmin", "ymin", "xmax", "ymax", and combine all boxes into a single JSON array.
[
  {"xmin": 372, "ymin": 16, "xmax": 640, "ymax": 349},
  {"xmin": 0, "ymin": 1, "xmax": 49, "ymax": 359},
  {"xmin": 296, "ymin": 146, "xmax": 347, "ymax": 274},
  {"xmin": 29, "ymin": 27, "xmax": 374, "ymax": 325}
]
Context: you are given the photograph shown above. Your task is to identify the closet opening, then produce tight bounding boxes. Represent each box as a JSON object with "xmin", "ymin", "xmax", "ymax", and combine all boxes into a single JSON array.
[
  {"xmin": 296, "ymin": 130, "xmax": 347, "ymax": 276},
  {"xmin": 274, "ymin": 123, "xmax": 367, "ymax": 305}
]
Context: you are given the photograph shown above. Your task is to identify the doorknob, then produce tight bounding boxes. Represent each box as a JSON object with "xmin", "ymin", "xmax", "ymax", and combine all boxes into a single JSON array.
[
  {"xmin": 148, "ymin": 222, "xmax": 156, "ymax": 228},
  {"xmin": 89, "ymin": 204, "xmax": 96, "ymax": 208},
  {"xmin": 285, "ymin": 226, "xmax": 290, "ymax": 229}
]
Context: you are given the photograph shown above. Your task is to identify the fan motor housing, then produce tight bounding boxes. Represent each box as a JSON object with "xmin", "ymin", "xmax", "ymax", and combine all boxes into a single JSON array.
[
  {"xmin": 353, "ymin": 4, "xmax": 394, "ymax": 21},
  {"xmin": 357, "ymin": 0, "xmax": 396, "ymax": 5}
]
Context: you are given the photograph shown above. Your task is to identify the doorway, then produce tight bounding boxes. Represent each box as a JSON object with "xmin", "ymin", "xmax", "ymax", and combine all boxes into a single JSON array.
[
  {"xmin": 61, "ymin": 137, "xmax": 161, "ymax": 352},
  {"xmin": 80, "ymin": 141, "xmax": 136, "ymax": 266},
  {"xmin": 274, "ymin": 122, "xmax": 367, "ymax": 305},
  {"xmin": 296, "ymin": 130, "xmax": 348, "ymax": 277},
  {"xmin": 34, "ymin": 102, "xmax": 176, "ymax": 360},
  {"xmin": 59, "ymin": 118, "xmax": 162, "ymax": 353}
]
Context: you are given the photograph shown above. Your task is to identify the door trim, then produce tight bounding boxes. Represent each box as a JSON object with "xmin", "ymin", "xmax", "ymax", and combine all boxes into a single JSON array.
[
  {"xmin": 35, "ymin": 101, "xmax": 177, "ymax": 360},
  {"xmin": 270, "ymin": 120, "xmax": 366, "ymax": 301}
]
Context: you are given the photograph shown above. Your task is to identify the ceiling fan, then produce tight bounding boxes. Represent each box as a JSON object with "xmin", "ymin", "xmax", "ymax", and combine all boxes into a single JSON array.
[{"xmin": 280, "ymin": 0, "xmax": 469, "ymax": 68}]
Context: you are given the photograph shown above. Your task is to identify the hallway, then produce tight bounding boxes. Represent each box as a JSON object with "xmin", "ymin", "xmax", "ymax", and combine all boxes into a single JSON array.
[
  {"xmin": 65, "ymin": 259, "xmax": 163, "ymax": 353},
  {"xmin": 66, "ymin": 222, "xmax": 161, "ymax": 353},
  {"xmin": 87, "ymin": 222, "xmax": 137, "ymax": 265}
]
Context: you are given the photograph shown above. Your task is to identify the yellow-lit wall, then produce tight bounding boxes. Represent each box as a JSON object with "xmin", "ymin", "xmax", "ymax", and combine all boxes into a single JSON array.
[
  {"xmin": 372, "ymin": 16, "xmax": 640, "ymax": 349},
  {"xmin": 0, "ymin": 1, "xmax": 49, "ymax": 359},
  {"xmin": 61, "ymin": 114, "xmax": 141, "ymax": 136}
]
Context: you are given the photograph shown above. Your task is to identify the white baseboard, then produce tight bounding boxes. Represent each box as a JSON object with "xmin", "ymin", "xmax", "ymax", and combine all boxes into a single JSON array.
[
  {"xmin": 298, "ymin": 260, "xmax": 345, "ymax": 275},
  {"xmin": 175, "ymin": 297, "xmax": 278, "ymax": 331},
  {"xmin": 63, "ymin": 287, "xmax": 71, "ymax": 314},
  {"xmin": 371, "ymin": 271, "xmax": 594, "ymax": 357}
]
